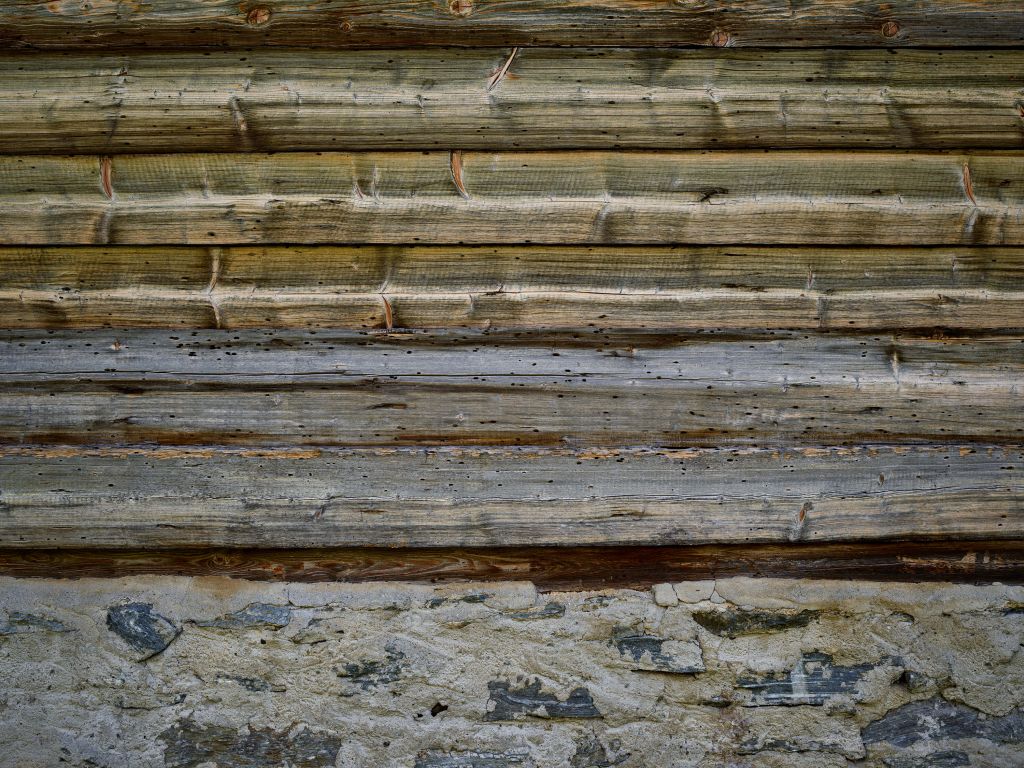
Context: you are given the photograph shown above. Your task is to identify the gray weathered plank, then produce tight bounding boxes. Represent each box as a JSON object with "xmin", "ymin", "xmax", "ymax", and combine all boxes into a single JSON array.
[
  {"xmin": 2, "ymin": 331, "xmax": 1021, "ymax": 447},
  {"xmin": 1, "ymin": 0, "xmax": 1021, "ymax": 49},
  {"xmin": 2, "ymin": 246, "xmax": 1023, "ymax": 331},
  {"xmin": 2, "ymin": 49, "xmax": 1023, "ymax": 153},
  {"xmin": 0, "ymin": 444, "xmax": 1020, "ymax": 548},
  {"xmin": 0, "ymin": 152, "xmax": 1022, "ymax": 245}
]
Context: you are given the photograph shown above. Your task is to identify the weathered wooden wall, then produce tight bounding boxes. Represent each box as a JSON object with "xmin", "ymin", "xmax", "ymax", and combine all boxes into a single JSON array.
[
  {"xmin": 0, "ymin": 0, "xmax": 1022, "ymax": 586},
  {"xmin": 0, "ymin": 1, "xmax": 1023, "ymax": 765}
]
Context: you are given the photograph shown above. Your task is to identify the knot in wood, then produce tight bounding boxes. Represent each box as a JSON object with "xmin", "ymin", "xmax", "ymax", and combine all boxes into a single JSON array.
[
  {"xmin": 246, "ymin": 6, "xmax": 271, "ymax": 26},
  {"xmin": 448, "ymin": 0, "xmax": 473, "ymax": 17},
  {"xmin": 709, "ymin": 29, "xmax": 731, "ymax": 47},
  {"xmin": 881, "ymin": 21, "xmax": 901, "ymax": 38}
]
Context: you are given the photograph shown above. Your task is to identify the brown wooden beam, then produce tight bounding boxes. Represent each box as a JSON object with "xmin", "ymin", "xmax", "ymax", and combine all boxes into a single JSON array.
[
  {"xmin": 1, "ymin": 0, "xmax": 1021, "ymax": 50},
  {"xmin": 2, "ymin": 542, "xmax": 1022, "ymax": 589}
]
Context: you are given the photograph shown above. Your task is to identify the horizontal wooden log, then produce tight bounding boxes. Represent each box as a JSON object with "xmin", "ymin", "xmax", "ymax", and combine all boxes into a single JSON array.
[
  {"xmin": 1, "ymin": 151, "xmax": 1022, "ymax": 245},
  {"xmin": 2, "ymin": 49, "xmax": 1024, "ymax": 153},
  {"xmin": 3, "ymin": 246, "xmax": 1024, "ymax": 331},
  {"xmin": 2, "ymin": 330, "xmax": 1022, "ymax": 447},
  {"xmin": 2, "ymin": 541, "xmax": 1022, "ymax": 587},
  {"xmin": 0, "ymin": 444, "xmax": 1020, "ymax": 548},
  {"xmin": 1, "ymin": 0, "xmax": 1021, "ymax": 49}
]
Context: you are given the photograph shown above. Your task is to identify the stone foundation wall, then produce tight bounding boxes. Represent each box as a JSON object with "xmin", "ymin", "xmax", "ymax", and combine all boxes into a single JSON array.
[{"xmin": 1, "ymin": 576, "xmax": 1022, "ymax": 767}]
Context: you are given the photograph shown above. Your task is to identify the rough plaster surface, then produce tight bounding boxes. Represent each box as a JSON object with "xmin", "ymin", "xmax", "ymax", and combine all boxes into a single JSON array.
[{"xmin": 0, "ymin": 576, "xmax": 1022, "ymax": 767}]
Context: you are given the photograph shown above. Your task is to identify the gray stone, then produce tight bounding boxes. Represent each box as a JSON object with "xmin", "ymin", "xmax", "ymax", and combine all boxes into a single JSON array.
[
  {"xmin": 693, "ymin": 607, "xmax": 819, "ymax": 638},
  {"xmin": 898, "ymin": 669, "xmax": 933, "ymax": 693},
  {"xmin": 160, "ymin": 718, "xmax": 342, "ymax": 768},
  {"xmin": 485, "ymin": 679, "xmax": 601, "ymax": 721},
  {"xmin": 737, "ymin": 652, "xmax": 880, "ymax": 706},
  {"xmin": 673, "ymin": 581, "xmax": 715, "ymax": 603},
  {"xmin": 217, "ymin": 674, "xmax": 285, "ymax": 693},
  {"xmin": 428, "ymin": 593, "xmax": 491, "ymax": 609},
  {"xmin": 0, "ymin": 611, "xmax": 71, "ymax": 635},
  {"xmin": 196, "ymin": 602, "xmax": 291, "ymax": 630},
  {"xmin": 337, "ymin": 647, "xmax": 405, "ymax": 691},
  {"xmin": 863, "ymin": 697, "xmax": 1024, "ymax": 748},
  {"xmin": 105, "ymin": 602, "xmax": 181, "ymax": 661},
  {"xmin": 883, "ymin": 751, "xmax": 971, "ymax": 768},
  {"xmin": 738, "ymin": 736, "xmax": 842, "ymax": 755},
  {"xmin": 505, "ymin": 602, "xmax": 566, "ymax": 621},
  {"xmin": 570, "ymin": 736, "xmax": 629, "ymax": 767},
  {"xmin": 652, "ymin": 583, "xmax": 678, "ymax": 607},
  {"xmin": 612, "ymin": 629, "xmax": 704, "ymax": 674},
  {"xmin": 415, "ymin": 752, "xmax": 532, "ymax": 767}
]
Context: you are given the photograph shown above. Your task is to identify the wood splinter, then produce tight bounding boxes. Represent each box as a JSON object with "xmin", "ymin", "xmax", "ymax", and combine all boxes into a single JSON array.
[
  {"xmin": 487, "ymin": 47, "xmax": 519, "ymax": 91},
  {"xmin": 450, "ymin": 150, "xmax": 470, "ymax": 199},
  {"xmin": 99, "ymin": 156, "xmax": 114, "ymax": 200}
]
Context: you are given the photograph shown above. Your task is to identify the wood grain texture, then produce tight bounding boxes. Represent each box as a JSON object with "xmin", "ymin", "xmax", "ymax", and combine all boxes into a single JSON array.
[
  {"xmin": 1, "ymin": 151, "xmax": 1023, "ymax": 245},
  {"xmin": 3, "ymin": 245, "xmax": 1024, "ymax": 331},
  {"xmin": 2, "ymin": 49, "xmax": 1024, "ymax": 153},
  {"xmin": 2, "ymin": 4, "xmax": 1022, "ymax": 580},
  {"xmin": 2, "ymin": 542, "xmax": 1022, "ymax": 587},
  {"xmin": 0, "ymin": 444, "xmax": 1020, "ymax": 548},
  {"xmin": 1, "ymin": 0, "xmax": 1021, "ymax": 49},
  {"xmin": 2, "ymin": 330, "xmax": 1022, "ymax": 447}
]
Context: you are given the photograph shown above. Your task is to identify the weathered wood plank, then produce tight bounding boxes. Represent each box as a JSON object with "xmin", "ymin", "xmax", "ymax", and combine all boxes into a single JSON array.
[
  {"xmin": 2, "ymin": 541, "xmax": 1022, "ymax": 587},
  {"xmin": 1, "ymin": 151, "xmax": 1022, "ymax": 245},
  {"xmin": 2, "ymin": 49, "xmax": 1023, "ymax": 153},
  {"xmin": 2, "ymin": 331, "xmax": 1021, "ymax": 446},
  {"xmin": 1, "ymin": 0, "xmax": 1021, "ymax": 49},
  {"xmin": 2, "ymin": 442, "xmax": 1015, "ymax": 548},
  {"xmin": 0, "ymin": 444, "xmax": 1020, "ymax": 548},
  {"xmin": 3, "ymin": 246, "xmax": 1024, "ymax": 331},
  {"xmin": 0, "ymin": 246, "xmax": 215, "ymax": 328}
]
